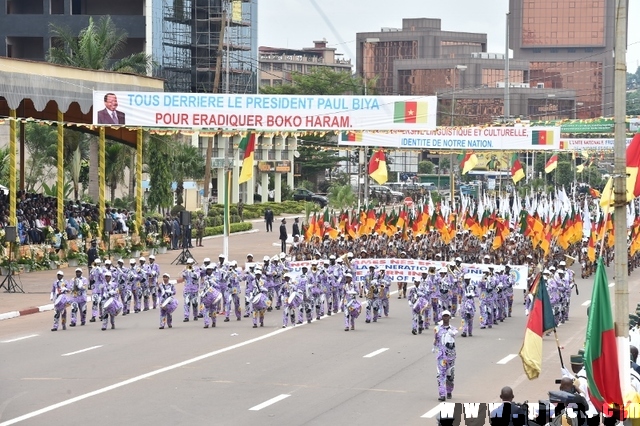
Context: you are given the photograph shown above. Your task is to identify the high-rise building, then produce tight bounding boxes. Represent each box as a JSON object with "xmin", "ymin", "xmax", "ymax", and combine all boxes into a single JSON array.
[
  {"xmin": 0, "ymin": 0, "xmax": 257, "ymax": 94},
  {"xmin": 258, "ymin": 39, "xmax": 352, "ymax": 89},
  {"xmin": 508, "ymin": 0, "xmax": 614, "ymax": 118}
]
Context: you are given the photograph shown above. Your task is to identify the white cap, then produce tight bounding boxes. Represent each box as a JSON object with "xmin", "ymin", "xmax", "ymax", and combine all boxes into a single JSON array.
[
  {"xmin": 75, "ymin": 268, "xmax": 82, "ymax": 273},
  {"xmin": 231, "ymin": 260, "xmax": 237, "ymax": 266},
  {"xmin": 149, "ymin": 255, "xmax": 155, "ymax": 260},
  {"xmin": 219, "ymin": 253, "xmax": 226, "ymax": 258},
  {"xmin": 441, "ymin": 310, "xmax": 451, "ymax": 317},
  {"xmin": 206, "ymin": 264, "xmax": 214, "ymax": 270},
  {"xmin": 117, "ymin": 258, "xmax": 124, "ymax": 263},
  {"xmin": 56, "ymin": 270, "xmax": 64, "ymax": 276},
  {"xmin": 280, "ymin": 252, "xmax": 286, "ymax": 259},
  {"xmin": 347, "ymin": 252, "xmax": 354, "ymax": 257},
  {"xmin": 345, "ymin": 273, "xmax": 352, "ymax": 278},
  {"xmin": 559, "ymin": 261, "xmax": 566, "ymax": 266},
  {"xmin": 549, "ymin": 266, "xmax": 556, "ymax": 271},
  {"xmin": 255, "ymin": 269, "xmax": 263, "ymax": 274},
  {"xmin": 283, "ymin": 273, "xmax": 291, "ymax": 279},
  {"xmin": 139, "ymin": 256, "xmax": 146, "ymax": 262},
  {"xmin": 163, "ymin": 273, "xmax": 170, "ymax": 278},
  {"xmin": 439, "ymin": 268, "xmax": 447, "ymax": 274},
  {"xmin": 543, "ymin": 269, "xmax": 550, "ymax": 274},
  {"xmin": 435, "ymin": 253, "xmax": 442, "ymax": 257},
  {"xmin": 336, "ymin": 257, "xmax": 343, "ymax": 263},
  {"xmin": 129, "ymin": 259, "xmax": 136, "ymax": 264},
  {"xmin": 311, "ymin": 260, "xmax": 318, "ymax": 265},
  {"xmin": 104, "ymin": 271, "xmax": 112, "ymax": 277},
  {"xmin": 323, "ymin": 259, "xmax": 330, "ymax": 265},
  {"xmin": 484, "ymin": 255, "xmax": 490, "ymax": 259},
  {"xmin": 455, "ymin": 257, "xmax": 462, "ymax": 262},
  {"xmin": 347, "ymin": 289, "xmax": 358, "ymax": 295},
  {"xmin": 104, "ymin": 260, "xmax": 112, "ymax": 265},
  {"xmin": 329, "ymin": 255, "xmax": 336, "ymax": 260},
  {"xmin": 94, "ymin": 259, "xmax": 101, "ymax": 264},
  {"xmin": 263, "ymin": 255, "xmax": 270, "ymax": 261},
  {"xmin": 247, "ymin": 253, "xmax": 253, "ymax": 258},
  {"xmin": 203, "ymin": 257, "xmax": 211, "ymax": 263},
  {"xmin": 187, "ymin": 258, "xmax": 194, "ymax": 264}
]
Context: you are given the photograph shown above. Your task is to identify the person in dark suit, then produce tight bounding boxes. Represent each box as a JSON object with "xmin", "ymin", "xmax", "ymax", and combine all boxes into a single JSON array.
[
  {"xmin": 264, "ymin": 208, "xmax": 274, "ymax": 232},
  {"xmin": 279, "ymin": 218, "xmax": 288, "ymax": 253},
  {"xmin": 97, "ymin": 93, "xmax": 125, "ymax": 125},
  {"xmin": 489, "ymin": 386, "xmax": 527, "ymax": 426},
  {"xmin": 292, "ymin": 217, "xmax": 300, "ymax": 238}
]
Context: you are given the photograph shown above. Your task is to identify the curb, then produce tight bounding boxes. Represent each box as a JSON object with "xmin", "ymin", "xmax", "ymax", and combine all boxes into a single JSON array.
[{"xmin": 0, "ymin": 303, "xmax": 54, "ymax": 321}]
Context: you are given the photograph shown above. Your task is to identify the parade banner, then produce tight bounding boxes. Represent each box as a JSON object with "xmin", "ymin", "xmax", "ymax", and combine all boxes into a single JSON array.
[
  {"xmin": 559, "ymin": 137, "xmax": 633, "ymax": 151},
  {"xmin": 288, "ymin": 259, "xmax": 528, "ymax": 289},
  {"xmin": 338, "ymin": 126, "xmax": 560, "ymax": 150},
  {"xmin": 92, "ymin": 91, "xmax": 438, "ymax": 130}
]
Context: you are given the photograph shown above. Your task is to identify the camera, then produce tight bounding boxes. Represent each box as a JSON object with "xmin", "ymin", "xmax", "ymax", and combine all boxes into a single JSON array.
[{"xmin": 554, "ymin": 379, "xmax": 562, "ymax": 384}]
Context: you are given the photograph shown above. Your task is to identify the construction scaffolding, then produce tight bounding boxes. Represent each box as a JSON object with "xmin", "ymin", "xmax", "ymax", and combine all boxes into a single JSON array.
[{"xmin": 161, "ymin": 0, "xmax": 256, "ymax": 94}]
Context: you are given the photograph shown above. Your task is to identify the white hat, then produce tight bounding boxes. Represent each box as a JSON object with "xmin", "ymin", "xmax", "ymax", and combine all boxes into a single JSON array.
[
  {"xmin": 75, "ymin": 268, "xmax": 82, "ymax": 273},
  {"xmin": 543, "ymin": 269, "xmax": 550, "ymax": 274},
  {"xmin": 347, "ymin": 289, "xmax": 358, "ymax": 295},
  {"xmin": 441, "ymin": 310, "xmax": 451, "ymax": 317},
  {"xmin": 203, "ymin": 257, "xmax": 211, "ymax": 263},
  {"xmin": 311, "ymin": 260, "xmax": 318, "ymax": 265},
  {"xmin": 559, "ymin": 261, "xmax": 566, "ymax": 266},
  {"xmin": 56, "ymin": 270, "xmax": 64, "ymax": 276},
  {"xmin": 329, "ymin": 255, "xmax": 336, "ymax": 260},
  {"xmin": 230, "ymin": 260, "xmax": 237, "ymax": 266},
  {"xmin": 247, "ymin": 253, "xmax": 253, "ymax": 258},
  {"xmin": 439, "ymin": 268, "xmax": 447, "ymax": 274},
  {"xmin": 323, "ymin": 259, "xmax": 330, "ymax": 264},
  {"xmin": 455, "ymin": 257, "xmax": 462, "ymax": 262},
  {"xmin": 219, "ymin": 253, "xmax": 226, "ymax": 258},
  {"xmin": 549, "ymin": 266, "xmax": 556, "ymax": 271},
  {"xmin": 526, "ymin": 255, "xmax": 533, "ymax": 259},
  {"xmin": 94, "ymin": 259, "xmax": 102, "ymax": 264},
  {"xmin": 163, "ymin": 273, "xmax": 170, "ymax": 278},
  {"xmin": 336, "ymin": 257, "xmax": 344, "ymax": 263},
  {"xmin": 129, "ymin": 259, "xmax": 136, "ymax": 264},
  {"xmin": 139, "ymin": 256, "xmax": 146, "ymax": 262},
  {"xmin": 435, "ymin": 253, "xmax": 442, "ymax": 258},
  {"xmin": 104, "ymin": 260, "xmax": 112, "ymax": 265},
  {"xmin": 255, "ymin": 269, "xmax": 263, "ymax": 274},
  {"xmin": 149, "ymin": 255, "xmax": 155, "ymax": 260},
  {"xmin": 347, "ymin": 252, "xmax": 354, "ymax": 258},
  {"xmin": 104, "ymin": 271, "xmax": 112, "ymax": 277},
  {"xmin": 283, "ymin": 273, "xmax": 291, "ymax": 279},
  {"xmin": 263, "ymin": 255, "xmax": 270, "ymax": 261},
  {"xmin": 484, "ymin": 255, "xmax": 490, "ymax": 259},
  {"xmin": 345, "ymin": 273, "xmax": 352, "ymax": 278},
  {"xmin": 206, "ymin": 264, "xmax": 214, "ymax": 270},
  {"xmin": 187, "ymin": 258, "xmax": 194, "ymax": 264},
  {"xmin": 117, "ymin": 258, "xmax": 124, "ymax": 263},
  {"xmin": 280, "ymin": 252, "xmax": 286, "ymax": 259}
]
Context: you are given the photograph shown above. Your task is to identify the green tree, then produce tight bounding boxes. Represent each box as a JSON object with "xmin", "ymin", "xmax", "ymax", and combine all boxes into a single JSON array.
[
  {"xmin": 327, "ymin": 184, "xmax": 356, "ymax": 210},
  {"xmin": 24, "ymin": 123, "xmax": 58, "ymax": 192},
  {"xmin": 261, "ymin": 67, "xmax": 361, "ymax": 95},
  {"xmin": 105, "ymin": 141, "xmax": 129, "ymax": 201},
  {"xmin": 628, "ymin": 90, "xmax": 640, "ymax": 116},
  {"xmin": 418, "ymin": 160, "xmax": 435, "ymax": 174},
  {"xmin": 556, "ymin": 161, "xmax": 573, "ymax": 187},
  {"xmin": 171, "ymin": 142, "xmax": 205, "ymax": 206},
  {"xmin": 47, "ymin": 16, "xmax": 153, "ymax": 202},
  {"xmin": 0, "ymin": 146, "xmax": 9, "ymax": 187}
]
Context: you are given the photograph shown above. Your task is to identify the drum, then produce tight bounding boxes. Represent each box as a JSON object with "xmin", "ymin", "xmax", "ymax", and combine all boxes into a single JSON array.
[
  {"xmin": 287, "ymin": 291, "xmax": 302, "ymax": 308},
  {"xmin": 412, "ymin": 297, "xmax": 428, "ymax": 315},
  {"xmin": 201, "ymin": 287, "xmax": 222, "ymax": 308},
  {"xmin": 161, "ymin": 296, "xmax": 178, "ymax": 314},
  {"xmin": 251, "ymin": 293, "xmax": 268, "ymax": 311},
  {"xmin": 347, "ymin": 299, "xmax": 362, "ymax": 319},
  {"xmin": 311, "ymin": 285, "xmax": 322, "ymax": 298},
  {"xmin": 103, "ymin": 297, "xmax": 123, "ymax": 316},
  {"xmin": 54, "ymin": 294, "xmax": 68, "ymax": 311}
]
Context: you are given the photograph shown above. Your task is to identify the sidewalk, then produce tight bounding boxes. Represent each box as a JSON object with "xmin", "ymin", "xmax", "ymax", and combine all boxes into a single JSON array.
[{"xmin": 0, "ymin": 214, "xmax": 301, "ymax": 322}]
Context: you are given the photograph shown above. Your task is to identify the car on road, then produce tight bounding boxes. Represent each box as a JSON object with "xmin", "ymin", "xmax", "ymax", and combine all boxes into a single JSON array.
[
  {"xmin": 369, "ymin": 185, "xmax": 404, "ymax": 203},
  {"xmin": 292, "ymin": 188, "xmax": 328, "ymax": 207}
]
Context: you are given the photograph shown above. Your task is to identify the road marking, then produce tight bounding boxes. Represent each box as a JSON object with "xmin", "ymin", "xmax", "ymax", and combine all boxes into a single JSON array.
[
  {"xmin": 0, "ymin": 326, "xmax": 295, "ymax": 426},
  {"xmin": 61, "ymin": 345, "xmax": 102, "ymax": 357},
  {"xmin": 582, "ymin": 300, "xmax": 591, "ymax": 306},
  {"xmin": 497, "ymin": 354, "xmax": 518, "ymax": 365},
  {"xmin": 421, "ymin": 402, "xmax": 446, "ymax": 418},
  {"xmin": 248, "ymin": 394, "xmax": 291, "ymax": 411},
  {"xmin": 363, "ymin": 348, "xmax": 389, "ymax": 358},
  {"xmin": 1, "ymin": 334, "xmax": 38, "ymax": 343}
]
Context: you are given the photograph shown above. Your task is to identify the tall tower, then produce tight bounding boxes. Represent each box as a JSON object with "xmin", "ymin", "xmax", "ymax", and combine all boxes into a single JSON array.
[{"xmin": 509, "ymin": 0, "xmax": 615, "ymax": 118}]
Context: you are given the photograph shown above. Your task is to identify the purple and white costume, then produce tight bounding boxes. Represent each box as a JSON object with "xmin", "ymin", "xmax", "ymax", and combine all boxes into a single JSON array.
[
  {"xmin": 433, "ymin": 320, "xmax": 457, "ymax": 399},
  {"xmin": 50, "ymin": 274, "xmax": 69, "ymax": 331}
]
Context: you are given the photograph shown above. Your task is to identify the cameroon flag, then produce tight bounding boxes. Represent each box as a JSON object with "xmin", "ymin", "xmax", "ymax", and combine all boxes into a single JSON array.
[
  {"xmin": 584, "ymin": 258, "xmax": 623, "ymax": 412},
  {"xmin": 544, "ymin": 155, "xmax": 558, "ymax": 174},
  {"xmin": 510, "ymin": 153, "xmax": 525, "ymax": 184},
  {"xmin": 393, "ymin": 101, "xmax": 428, "ymax": 124},
  {"xmin": 342, "ymin": 131, "xmax": 362, "ymax": 142},
  {"xmin": 238, "ymin": 132, "xmax": 255, "ymax": 184},
  {"xmin": 532, "ymin": 130, "xmax": 555, "ymax": 146}
]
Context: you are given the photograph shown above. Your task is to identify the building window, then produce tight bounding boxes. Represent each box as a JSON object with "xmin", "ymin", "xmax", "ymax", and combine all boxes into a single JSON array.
[
  {"xmin": 551, "ymin": 17, "xmax": 558, "ymax": 23},
  {"xmin": 568, "ymin": 48, "xmax": 576, "ymax": 52},
  {"xmin": 260, "ymin": 79, "xmax": 271, "ymax": 87},
  {"xmin": 585, "ymin": 48, "xmax": 594, "ymax": 52},
  {"xmin": 272, "ymin": 63, "xmax": 283, "ymax": 71},
  {"xmin": 296, "ymin": 64, "xmax": 303, "ymax": 72},
  {"xmin": 533, "ymin": 48, "xmax": 542, "ymax": 53},
  {"xmin": 550, "ymin": 48, "xmax": 559, "ymax": 53},
  {"xmin": 528, "ymin": 17, "xmax": 534, "ymax": 23},
  {"xmin": 262, "ymin": 63, "xmax": 271, "ymax": 72},
  {"xmin": 569, "ymin": 17, "xmax": 575, "ymax": 23},
  {"xmin": 273, "ymin": 79, "xmax": 283, "ymax": 86},
  {"xmin": 592, "ymin": 16, "xmax": 599, "ymax": 23}
]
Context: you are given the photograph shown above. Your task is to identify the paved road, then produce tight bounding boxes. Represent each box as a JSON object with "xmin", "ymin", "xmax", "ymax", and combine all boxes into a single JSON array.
[{"xmin": 1, "ymin": 221, "xmax": 638, "ymax": 425}]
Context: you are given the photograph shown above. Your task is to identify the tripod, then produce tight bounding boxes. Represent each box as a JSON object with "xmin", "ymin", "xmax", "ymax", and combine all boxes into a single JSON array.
[
  {"xmin": 171, "ymin": 225, "xmax": 194, "ymax": 265},
  {"xmin": 0, "ymin": 243, "xmax": 24, "ymax": 293}
]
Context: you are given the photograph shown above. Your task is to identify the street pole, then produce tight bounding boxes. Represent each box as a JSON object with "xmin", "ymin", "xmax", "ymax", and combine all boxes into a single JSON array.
[
  {"xmin": 613, "ymin": 0, "xmax": 630, "ymax": 395},
  {"xmin": 504, "ymin": 12, "xmax": 510, "ymax": 123},
  {"xmin": 450, "ymin": 69, "xmax": 456, "ymax": 202}
]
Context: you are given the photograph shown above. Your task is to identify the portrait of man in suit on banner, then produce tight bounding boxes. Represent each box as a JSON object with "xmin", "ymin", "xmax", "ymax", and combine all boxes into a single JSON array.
[{"xmin": 97, "ymin": 93, "xmax": 126, "ymax": 125}]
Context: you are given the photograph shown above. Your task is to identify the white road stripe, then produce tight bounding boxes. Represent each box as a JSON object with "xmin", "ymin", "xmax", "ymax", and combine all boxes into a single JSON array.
[
  {"xmin": 421, "ymin": 402, "xmax": 446, "ymax": 418},
  {"xmin": 582, "ymin": 300, "xmax": 591, "ymax": 306},
  {"xmin": 363, "ymin": 348, "xmax": 389, "ymax": 358},
  {"xmin": 0, "ymin": 326, "xmax": 295, "ymax": 426},
  {"xmin": 1, "ymin": 334, "xmax": 38, "ymax": 343},
  {"xmin": 61, "ymin": 346, "xmax": 102, "ymax": 357},
  {"xmin": 248, "ymin": 394, "xmax": 291, "ymax": 411},
  {"xmin": 496, "ymin": 354, "xmax": 518, "ymax": 365}
]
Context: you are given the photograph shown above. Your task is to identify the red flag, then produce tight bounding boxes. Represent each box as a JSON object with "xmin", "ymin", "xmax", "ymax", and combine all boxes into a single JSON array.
[{"xmin": 626, "ymin": 133, "xmax": 640, "ymax": 198}]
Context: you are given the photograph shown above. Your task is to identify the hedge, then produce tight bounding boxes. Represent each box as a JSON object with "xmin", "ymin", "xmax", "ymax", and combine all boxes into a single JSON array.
[{"xmin": 203, "ymin": 222, "xmax": 253, "ymax": 237}]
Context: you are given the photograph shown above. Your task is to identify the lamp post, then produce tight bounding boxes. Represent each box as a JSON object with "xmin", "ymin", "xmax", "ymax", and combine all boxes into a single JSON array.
[
  {"xmin": 450, "ymin": 65, "xmax": 467, "ymax": 202},
  {"xmin": 361, "ymin": 38, "xmax": 379, "ymax": 209}
]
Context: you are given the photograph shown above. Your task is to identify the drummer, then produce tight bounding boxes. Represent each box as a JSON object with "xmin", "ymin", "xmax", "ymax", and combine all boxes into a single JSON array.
[
  {"xmin": 100, "ymin": 270, "xmax": 121, "ymax": 331},
  {"xmin": 50, "ymin": 270, "xmax": 69, "ymax": 331},
  {"xmin": 280, "ymin": 273, "xmax": 297, "ymax": 328},
  {"xmin": 158, "ymin": 273, "xmax": 177, "ymax": 329}
]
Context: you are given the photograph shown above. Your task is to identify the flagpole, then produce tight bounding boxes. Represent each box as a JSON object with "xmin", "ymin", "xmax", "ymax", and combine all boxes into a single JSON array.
[
  {"xmin": 612, "ymin": 0, "xmax": 630, "ymax": 398},
  {"xmin": 553, "ymin": 329, "xmax": 566, "ymax": 370}
]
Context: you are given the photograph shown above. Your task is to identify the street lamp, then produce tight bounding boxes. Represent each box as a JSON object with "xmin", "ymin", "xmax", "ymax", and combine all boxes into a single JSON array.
[
  {"xmin": 450, "ymin": 65, "xmax": 467, "ymax": 202},
  {"xmin": 360, "ymin": 37, "xmax": 379, "ymax": 209}
]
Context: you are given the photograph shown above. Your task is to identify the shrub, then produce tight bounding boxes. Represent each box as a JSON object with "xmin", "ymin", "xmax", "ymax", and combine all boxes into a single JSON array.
[
  {"xmin": 170, "ymin": 204, "xmax": 186, "ymax": 216},
  {"xmin": 203, "ymin": 222, "xmax": 253, "ymax": 237}
]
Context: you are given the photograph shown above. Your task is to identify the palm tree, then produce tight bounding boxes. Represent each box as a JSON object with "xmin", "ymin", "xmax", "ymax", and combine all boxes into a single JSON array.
[
  {"xmin": 47, "ymin": 16, "xmax": 153, "ymax": 202},
  {"xmin": 105, "ymin": 142, "xmax": 129, "ymax": 201},
  {"xmin": 328, "ymin": 184, "xmax": 356, "ymax": 210},
  {"xmin": 171, "ymin": 143, "xmax": 205, "ymax": 206}
]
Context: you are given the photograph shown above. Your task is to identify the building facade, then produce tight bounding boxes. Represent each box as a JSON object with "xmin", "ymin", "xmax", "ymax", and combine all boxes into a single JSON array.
[
  {"xmin": 258, "ymin": 39, "xmax": 352, "ymax": 89},
  {"xmin": 509, "ymin": 0, "xmax": 615, "ymax": 118}
]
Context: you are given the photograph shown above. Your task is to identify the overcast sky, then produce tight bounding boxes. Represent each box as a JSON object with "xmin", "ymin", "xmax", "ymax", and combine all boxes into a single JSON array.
[{"xmin": 258, "ymin": 0, "xmax": 640, "ymax": 73}]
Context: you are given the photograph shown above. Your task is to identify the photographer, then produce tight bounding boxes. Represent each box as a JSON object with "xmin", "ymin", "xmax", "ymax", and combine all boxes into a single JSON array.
[{"xmin": 489, "ymin": 386, "xmax": 527, "ymax": 426}]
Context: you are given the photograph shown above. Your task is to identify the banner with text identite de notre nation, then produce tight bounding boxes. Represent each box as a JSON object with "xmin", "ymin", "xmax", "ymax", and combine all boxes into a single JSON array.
[
  {"xmin": 288, "ymin": 258, "xmax": 528, "ymax": 290},
  {"xmin": 338, "ymin": 126, "xmax": 560, "ymax": 151},
  {"xmin": 92, "ymin": 92, "xmax": 438, "ymax": 131}
]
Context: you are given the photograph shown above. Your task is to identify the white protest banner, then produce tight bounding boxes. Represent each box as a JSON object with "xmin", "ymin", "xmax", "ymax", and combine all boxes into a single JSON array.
[
  {"xmin": 288, "ymin": 259, "xmax": 528, "ymax": 290},
  {"xmin": 559, "ymin": 137, "xmax": 632, "ymax": 151},
  {"xmin": 93, "ymin": 92, "xmax": 437, "ymax": 131},
  {"xmin": 338, "ymin": 127, "xmax": 560, "ymax": 151}
]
